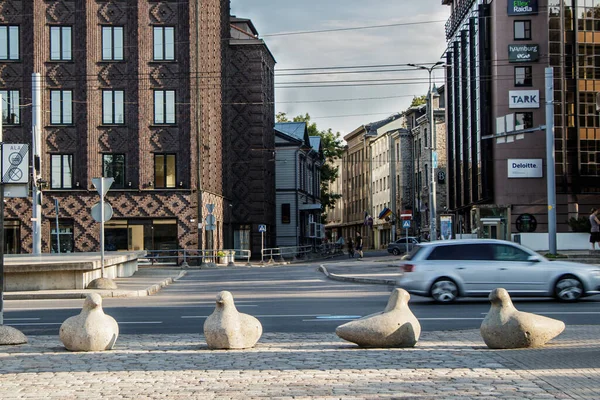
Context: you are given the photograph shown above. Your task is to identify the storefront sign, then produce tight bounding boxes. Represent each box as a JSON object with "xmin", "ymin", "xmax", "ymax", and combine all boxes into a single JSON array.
[
  {"xmin": 508, "ymin": 44, "xmax": 539, "ymax": 63},
  {"xmin": 508, "ymin": 0, "xmax": 538, "ymax": 16},
  {"xmin": 508, "ymin": 159, "xmax": 543, "ymax": 178},
  {"xmin": 509, "ymin": 90, "xmax": 540, "ymax": 109},
  {"xmin": 516, "ymin": 214, "xmax": 537, "ymax": 232}
]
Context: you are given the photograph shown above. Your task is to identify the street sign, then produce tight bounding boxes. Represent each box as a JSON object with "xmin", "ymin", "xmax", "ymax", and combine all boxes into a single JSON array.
[
  {"xmin": 432, "ymin": 151, "xmax": 438, "ymax": 169},
  {"xmin": 1, "ymin": 144, "xmax": 29, "ymax": 184},
  {"xmin": 402, "ymin": 220, "xmax": 411, "ymax": 229},
  {"xmin": 91, "ymin": 202, "xmax": 114, "ymax": 222},
  {"xmin": 205, "ymin": 214, "xmax": 216, "ymax": 231},
  {"xmin": 400, "ymin": 213, "xmax": 412, "ymax": 220},
  {"xmin": 258, "ymin": 224, "xmax": 266, "ymax": 233},
  {"xmin": 206, "ymin": 203, "xmax": 215, "ymax": 214},
  {"xmin": 92, "ymin": 177, "xmax": 114, "ymax": 198}
]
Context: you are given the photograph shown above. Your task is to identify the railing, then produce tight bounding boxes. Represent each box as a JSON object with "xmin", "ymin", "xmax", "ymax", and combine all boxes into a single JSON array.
[
  {"xmin": 261, "ymin": 245, "xmax": 313, "ymax": 263},
  {"xmin": 139, "ymin": 249, "xmax": 252, "ymax": 267}
]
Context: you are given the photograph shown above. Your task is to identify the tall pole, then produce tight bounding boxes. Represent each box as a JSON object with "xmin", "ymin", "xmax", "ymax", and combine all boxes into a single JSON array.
[
  {"xmin": 545, "ymin": 67, "xmax": 557, "ymax": 255},
  {"xmin": 0, "ymin": 98, "xmax": 4, "ymax": 325},
  {"xmin": 31, "ymin": 73, "xmax": 42, "ymax": 255},
  {"xmin": 428, "ymin": 69, "xmax": 437, "ymax": 242},
  {"xmin": 99, "ymin": 178, "xmax": 105, "ymax": 277}
]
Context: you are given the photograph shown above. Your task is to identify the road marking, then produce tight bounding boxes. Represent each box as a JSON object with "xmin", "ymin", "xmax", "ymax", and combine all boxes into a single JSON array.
[
  {"xmin": 480, "ymin": 311, "xmax": 600, "ymax": 315},
  {"xmin": 8, "ymin": 321, "xmax": 163, "ymax": 326},
  {"xmin": 4, "ymin": 318, "xmax": 40, "ymax": 321},
  {"xmin": 182, "ymin": 314, "xmax": 327, "ymax": 319}
]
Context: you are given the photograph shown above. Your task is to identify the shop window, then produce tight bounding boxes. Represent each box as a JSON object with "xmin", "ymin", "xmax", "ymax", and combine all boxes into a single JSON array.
[{"xmin": 50, "ymin": 220, "xmax": 74, "ymax": 253}]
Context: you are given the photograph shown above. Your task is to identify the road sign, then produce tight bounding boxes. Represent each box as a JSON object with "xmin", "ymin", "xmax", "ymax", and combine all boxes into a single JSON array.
[
  {"xmin": 91, "ymin": 202, "xmax": 114, "ymax": 222},
  {"xmin": 92, "ymin": 177, "xmax": 114, "ymax": 198},
  {"xmin": 432, "ymin": 151, "xmax": 438, "ymax": 169},
  {"xmin": 205, "ymin": 214, "xmax": 216, "ymax": 231},
  {"xmin": 400, "ymin": 213, "xmax": 412, "ymax": 220},
  {"xmin": 258, "ymin": 224, "xmax": 266, "ymax": 233},
  {"xmin": 206, "ymin": 203, "xmax": 215, "ymax": 214},
  {"xmin": 402, "ymin": 220, "xmax": 411, "ymax": 229},
  {"xmin": 1, "ymin": 144, "xmax": 29, "ymax": 184}
]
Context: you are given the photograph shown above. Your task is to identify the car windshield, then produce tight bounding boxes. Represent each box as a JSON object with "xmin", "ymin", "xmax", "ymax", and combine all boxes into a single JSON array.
[{"xmin": 404, "ymin": 245, "xmax": 423, "ymax": 260}]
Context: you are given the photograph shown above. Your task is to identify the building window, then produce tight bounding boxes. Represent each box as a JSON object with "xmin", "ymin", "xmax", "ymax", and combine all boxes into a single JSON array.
[
  {"xmin": 51, "ymin": 154, "xmax": 73, "ymax": 189},
  {"xmin": 50, "ymin": 90, "xmax": 73, "ymax": 124},
  {"xmin": 514, "ymin": 21, "xmax": 531, "ymax": 40},
  {"xmin": 0, "ymin": 26, "xmax": 19, "ymax": 60},
  {"xmin": 0, "ymin": 90, "xmax": 19, "ymax": 125},
  {"xmin": 514, "ymin": 66, "xmax": 532, "ymax": 87},
  {"xmin": 50, "ymin": 26, "xmax": 72, "ymax": 61},
  {"xmin": 282, "ymin": 203, "xmax": 291, "ymax": 224},
  {"xmin": 153, "ymin": 26, "xmax": 175, "ymax": 61},
  {"xmin": 154, "ymin": 154, "xmax": 176, "ymax": 188},
  {"xmin": 51, "ymin": 220, "xmax": 74, "ymax": 253},
  {"xmin": 3, "ymin": 220, "xmax": 20, "ymax": 254},
  {"xmin": 102, "ymin": 90, "xmax": 125, "ymax": 124},
  {"xmin": 154, "ymin": 90, "xmax": 176, "ymax": 124},
  {"xmin": 515, "ymin": 112, "xmax": 533, "ymax": 130},
  {"xmin": 103, "ymin": 154, "xmax": 125, "ymax": 189},
  {"xmin": 102, "ymin": 26, "xmax": 124, "ymax": 61}
]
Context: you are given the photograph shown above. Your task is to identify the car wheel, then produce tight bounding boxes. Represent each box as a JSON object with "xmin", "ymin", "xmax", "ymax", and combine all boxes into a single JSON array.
[
  {"xmin": 554, "ymin": 275, "xmax": 583, "ymax": 302},
  {"xmin": 392, "ymin": 248, "xmax": 400, "ymax": 256},
  {"xmin": 430, "ymin": 279, "xmax": 458, "ymax": 303}
]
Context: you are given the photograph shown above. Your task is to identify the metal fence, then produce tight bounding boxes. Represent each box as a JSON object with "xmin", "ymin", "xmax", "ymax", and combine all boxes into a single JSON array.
[{"xmin": 139, "ymin": 249, "xmax": 251, "ymax": 267}]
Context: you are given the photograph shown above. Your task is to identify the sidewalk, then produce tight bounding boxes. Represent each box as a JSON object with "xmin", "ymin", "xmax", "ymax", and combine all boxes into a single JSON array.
[{"xmin": 1, "ymin": 326, "xmax": 599, "ymax": 399}]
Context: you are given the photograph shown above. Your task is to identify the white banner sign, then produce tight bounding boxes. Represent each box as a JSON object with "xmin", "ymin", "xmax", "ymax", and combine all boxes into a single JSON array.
[
  {"xmin": 508, "ymin": 159, "xmax": 543, "ymax": 178},
  {"xmin": 509, "ymin": 90, "xmax": 540, "ymax": 109}
]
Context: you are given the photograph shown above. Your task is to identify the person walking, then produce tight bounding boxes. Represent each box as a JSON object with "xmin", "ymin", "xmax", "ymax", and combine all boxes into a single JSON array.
[
  {"xmin": 590, "ymin": 208, "xmax": 600, "ymax": 251},
  {"xmin": 347, "ymin": 238, "xmax": 354, "ymax": 258},
  {"xmin": 355, "ymin": 231, "xmax": 363, "ymax": 259}
]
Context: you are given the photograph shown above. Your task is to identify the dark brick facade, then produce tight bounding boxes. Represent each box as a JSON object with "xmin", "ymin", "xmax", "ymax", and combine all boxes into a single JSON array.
[
  {"xmin": 0, "ymin": 0, "xmax": 229, "ymax": 253},
  {"xmin": 223, "ymin": 18, "xmax": 276, "ymax": 256}
]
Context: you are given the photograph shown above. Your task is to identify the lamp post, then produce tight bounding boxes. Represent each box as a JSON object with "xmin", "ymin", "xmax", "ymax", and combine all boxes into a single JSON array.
[{"xmin": 408, "ymin": 61, "xmax": 445, "ymax": 241}]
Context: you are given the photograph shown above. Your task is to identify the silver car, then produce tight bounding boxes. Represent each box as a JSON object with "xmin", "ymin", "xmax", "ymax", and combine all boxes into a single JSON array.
[
  {"xmin": 387, "ymin": 236, "xmax": 421, "ymax": 256},
  {"xmin": 396, "ymin": 239, "xmax": 600, "ymax": 303}
]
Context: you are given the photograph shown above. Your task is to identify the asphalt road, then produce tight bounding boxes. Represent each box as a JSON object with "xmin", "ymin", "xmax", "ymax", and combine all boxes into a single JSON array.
[{"xmin": 5, "ymin": 264, "xmax": 600, "ymax": 336}]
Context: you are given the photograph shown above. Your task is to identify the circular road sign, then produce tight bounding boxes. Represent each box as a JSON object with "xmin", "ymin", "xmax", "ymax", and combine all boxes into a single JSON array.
[{"xmin": 91, "ymin": 202, "xmax": 114, "ymax": 222}]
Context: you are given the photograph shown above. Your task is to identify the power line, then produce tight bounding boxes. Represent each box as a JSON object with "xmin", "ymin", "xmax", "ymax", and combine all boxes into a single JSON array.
[{"xmin": 261, "ymin": 20, "xmax": 447, "ymax": 37}]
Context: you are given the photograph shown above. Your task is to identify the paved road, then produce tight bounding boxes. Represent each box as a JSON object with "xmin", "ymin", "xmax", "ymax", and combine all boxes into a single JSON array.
[{"xmin": 5, "ymin": 264, "xmax": 600, "ymax": 335}]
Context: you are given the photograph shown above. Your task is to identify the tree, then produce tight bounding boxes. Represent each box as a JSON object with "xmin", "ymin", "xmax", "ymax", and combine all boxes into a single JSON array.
[
  {"xmin": 410, "ymin": 95, "xmax": 427, "ymax": 107},
  {"xmin": 276, "ymin": 112, "xmax": 345, "ymax": 222}
]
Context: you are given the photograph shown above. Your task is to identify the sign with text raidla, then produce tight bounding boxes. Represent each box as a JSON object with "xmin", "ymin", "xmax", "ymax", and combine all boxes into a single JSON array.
[{"xmin": 508, "ymin": 0, "xmax": 538, "ymax": 16}]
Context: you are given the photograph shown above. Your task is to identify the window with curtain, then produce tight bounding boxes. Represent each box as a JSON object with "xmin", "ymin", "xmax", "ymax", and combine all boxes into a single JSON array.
[{"xmin": 154, "ymin": 154, "xmax": 176, "ymax": 188}]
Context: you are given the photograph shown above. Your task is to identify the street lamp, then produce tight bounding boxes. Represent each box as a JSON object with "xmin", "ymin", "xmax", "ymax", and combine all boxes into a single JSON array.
[{"xmin": 408, "ymin": 61, "xmax": 445, "ymax": 241}]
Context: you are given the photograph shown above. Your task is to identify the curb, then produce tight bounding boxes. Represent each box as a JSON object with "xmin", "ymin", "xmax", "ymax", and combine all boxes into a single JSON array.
[
  {"xmin": 318, "ymin": 265, "xmax": 397, "ymax": 286},
  {"xmin": 4, "ymin": 270, "xmax": 188, "ymax": 300}
]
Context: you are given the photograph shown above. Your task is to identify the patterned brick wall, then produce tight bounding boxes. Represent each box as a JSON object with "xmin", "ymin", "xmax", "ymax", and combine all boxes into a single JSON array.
[{"xmin": 0, "ymin": 0, "xmax": 229, "ymax": 252}]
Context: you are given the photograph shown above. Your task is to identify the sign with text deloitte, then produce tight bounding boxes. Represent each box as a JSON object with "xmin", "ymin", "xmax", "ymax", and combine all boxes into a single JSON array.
[
  {"xmin": 508, "ymin": 159, "xmax": 543, "ymax": 178},
  {"xmin": 509, "ymin": 90, "xmax": 540, "ymax": 109},
  {"xmin": 508, "ymin": 44, "xmax": 539, "ymax": 63},
  {"xmin": 508, "ymin": 0, "xmax": 538, "ymax": 15}
]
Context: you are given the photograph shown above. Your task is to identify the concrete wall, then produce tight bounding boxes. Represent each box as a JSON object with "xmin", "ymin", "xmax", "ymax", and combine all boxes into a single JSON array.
[{"xmin": 512, "ymin": 232, "xmax": 590, "ymax": 251}]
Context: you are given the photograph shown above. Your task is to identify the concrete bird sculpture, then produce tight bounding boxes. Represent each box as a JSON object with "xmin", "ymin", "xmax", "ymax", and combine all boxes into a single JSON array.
[
  {"xmin": 480, "ymin": 288, "xmax": 565, "ymax": 349},
  {"xmin": 336, "ymin": 288, "xmax": 421, "ymax": 347},
  {"xmin": 59, "ymin": 293, "xmax": 119, "ymax": 351},
  {"xmin": 203, "ymin": 291, "xmax": 263, "ymax": 349}
]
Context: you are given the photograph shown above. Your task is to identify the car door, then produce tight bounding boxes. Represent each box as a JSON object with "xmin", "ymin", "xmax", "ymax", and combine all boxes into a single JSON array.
[
  {"xmin": 490, "ymin": 243, "xmax": 551, "ymax": 294},
  {"xmin": 426, "ymin": 244, "xmax": 497, "ymax": 295}
]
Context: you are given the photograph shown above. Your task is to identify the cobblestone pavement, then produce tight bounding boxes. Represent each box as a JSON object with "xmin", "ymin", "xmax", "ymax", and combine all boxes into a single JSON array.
[{"xmin": 1, "ymin": 326, "xmax": 599, "ymax": 399}]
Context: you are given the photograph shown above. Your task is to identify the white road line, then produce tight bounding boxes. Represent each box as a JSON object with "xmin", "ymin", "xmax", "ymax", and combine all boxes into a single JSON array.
[
  {"xmin": 4, "ymin": 318, "xmax": 41, "ymax": 321},
  {"xmin": 8, "ymin": 321, "xmax": 163, "ymax": 326},
  {"xmin": 182, "ymin": 314, "xmax": 327, "ymax": 319}
]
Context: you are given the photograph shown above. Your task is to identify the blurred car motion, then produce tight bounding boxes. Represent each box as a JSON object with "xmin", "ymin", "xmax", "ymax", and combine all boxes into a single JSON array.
[{"xmin": 396, "ymin": 239, "xmax": 600, "ymax": 303}]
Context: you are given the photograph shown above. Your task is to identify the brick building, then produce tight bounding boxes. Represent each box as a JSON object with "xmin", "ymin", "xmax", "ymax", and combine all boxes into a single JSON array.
[{"xmin": 0, "ymin": 1, "xmax": 230, "ymax": 254}]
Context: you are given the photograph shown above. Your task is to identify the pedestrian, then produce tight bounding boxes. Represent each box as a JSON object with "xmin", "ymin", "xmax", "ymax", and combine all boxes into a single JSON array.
[
  {"xmin": 355, "ymin": 231, "xmax": 363, "ymax": 259},
  {"xmin": 347, "ymin": 238, "xmax": 354, "ymax": 258},
  {"xmin": 590, "ymin": 208, "xmax": 600, "ymax": 250}
]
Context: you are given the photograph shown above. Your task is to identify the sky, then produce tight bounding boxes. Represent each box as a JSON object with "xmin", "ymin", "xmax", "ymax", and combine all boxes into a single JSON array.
[{"xmin": 230, "ymin": 0, "xmax": 451, "ymax": 137}]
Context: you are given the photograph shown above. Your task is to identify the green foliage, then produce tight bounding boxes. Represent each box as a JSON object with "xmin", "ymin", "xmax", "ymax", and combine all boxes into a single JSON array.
[
  {"xmin": 567, "ymin": 216, "xmax": 591, "ymax": 233},
  {"xmin": 277, "ymin": 112, "xmax": 345, "ymax": 222},
  {"xmin": 410, "ymin": 95, "xmax": 427, "ymax": 107}
]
